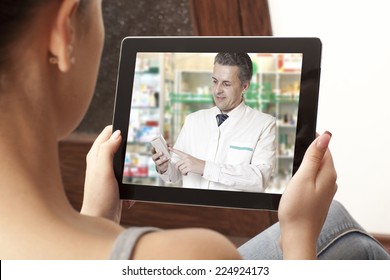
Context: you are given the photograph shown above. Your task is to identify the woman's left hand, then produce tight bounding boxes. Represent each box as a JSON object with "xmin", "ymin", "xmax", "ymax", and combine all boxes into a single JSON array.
[{"xmin": 278, "ymin": 131, "xmax": 337, "ymax": 259}]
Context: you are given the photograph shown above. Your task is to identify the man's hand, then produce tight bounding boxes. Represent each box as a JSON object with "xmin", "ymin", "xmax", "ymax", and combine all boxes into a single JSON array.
[
  {"xmin": 170, "ymin": 148, "xmax": 206, "ymax": 176},
  {"xmin": 278, "ymin": 131, "xmax": 337, "ymax": 259},
  {"xmin": 151, "ymin": 148, "xmax": 170, "ymax": 174}
]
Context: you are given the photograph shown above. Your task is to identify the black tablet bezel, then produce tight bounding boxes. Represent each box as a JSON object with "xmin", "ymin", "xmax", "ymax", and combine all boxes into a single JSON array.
[{"xmin": 112, "ymin": 36, "xmax": 321, "ymax": 211}]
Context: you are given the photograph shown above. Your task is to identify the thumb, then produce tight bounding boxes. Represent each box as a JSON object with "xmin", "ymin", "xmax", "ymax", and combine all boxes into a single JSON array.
[
  {"xmin": 297, "ymin": 131, "xmax": 332, "ymax": 176},
  {"xmin": 97, "ymin": 130, "xmax": 122, "ymax": 168}
]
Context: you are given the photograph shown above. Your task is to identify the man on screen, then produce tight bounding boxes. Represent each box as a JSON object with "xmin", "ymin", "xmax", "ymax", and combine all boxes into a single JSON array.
[{"xmin": 152, "ymin": 53, "xmax": 276, "ymax": 192}]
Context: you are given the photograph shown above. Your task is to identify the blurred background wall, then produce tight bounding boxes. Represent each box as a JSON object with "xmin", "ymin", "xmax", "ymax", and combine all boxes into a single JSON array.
[
  {"xmin": 76, "ymin": 0, "xmax": 194, "ymax": 133},
  {"xmin": 269, "ymin": 0, "xmax": 390, "ymax": 234}
]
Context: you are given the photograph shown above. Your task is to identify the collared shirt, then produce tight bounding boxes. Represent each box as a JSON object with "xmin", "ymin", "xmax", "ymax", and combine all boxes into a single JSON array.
[{"xmin": 160, "ymin": 101, "xmax": 276, "ymax": 192}]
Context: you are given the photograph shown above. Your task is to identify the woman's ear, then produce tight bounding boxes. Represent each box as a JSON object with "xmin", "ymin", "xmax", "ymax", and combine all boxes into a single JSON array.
[{"xmin": 48, "ymin": 0, "xmax": 80, "ymax": 72}]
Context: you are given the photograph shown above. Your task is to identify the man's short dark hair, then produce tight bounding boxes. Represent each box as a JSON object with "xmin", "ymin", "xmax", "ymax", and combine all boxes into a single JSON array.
[{"xmin": 214, "ymin": 53, "xmax": 253, "ymax": 84}]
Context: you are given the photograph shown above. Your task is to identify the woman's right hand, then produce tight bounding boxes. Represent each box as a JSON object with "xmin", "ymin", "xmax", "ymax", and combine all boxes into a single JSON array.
[
  {"xmin": 81, "ymin": 126, "xmax": 123, "ymax": 223},
  {"xmin": 278, "ymin": 131, "xmax": 337, "ymax": 259}
]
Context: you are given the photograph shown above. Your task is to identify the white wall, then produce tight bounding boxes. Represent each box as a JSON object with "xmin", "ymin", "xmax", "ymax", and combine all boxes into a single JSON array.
[{"xmin": 268, "ymin": 0, "xmax": 390, "ymax": 234}]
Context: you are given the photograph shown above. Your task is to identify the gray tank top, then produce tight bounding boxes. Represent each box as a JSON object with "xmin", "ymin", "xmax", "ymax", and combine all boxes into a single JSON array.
[{"xmin": 109, "ymin": 227, "xmax": 159, "ymax": 259}]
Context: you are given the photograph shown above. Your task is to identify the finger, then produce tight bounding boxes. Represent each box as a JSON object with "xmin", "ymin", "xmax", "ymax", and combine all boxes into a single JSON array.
[
  {"xmin": 169, "ymin": 147, "xmax": 186, "ymax": 158},
  {"xmin": 317, "ymin": 148, "xmax": 336, "ymax": 179},
  {"xmin": 175, "ymin": 160, "xmax": 186, "ymax": 172},
  {"xmin": 178, "ymin": 164, "xmax": 189, "ymax": 175},
  {"xmin": 95, "ymin": 130, "xmax": 122, "ymax": 176},
  {"xmin": 297, "ymin": 131, "xmax": 332, "ymax": 177},
  {"xmin": 87, "ymin": 125, "xmax": 113, "ymax": 162},
  {"xmin": 92, "ymin": 125, "xmax": 113, "ymax": 149},
  {"xmin": 156, "ymin": 156, "xmax": 170, "ymax": 166},
  {"xmin": 177, "ymin": 160, "xmax": 191, "ymax": 175},
  {"xmin": 316, "ymin": 149, "xmax": 337, "ymax": 192},
  {"xmin": 152, "ymin": 151, "xmax": 163, "ymax": 161},
  {"xmin": 175, "ymin": 160, "xmax": 183, "ymax": 170}
]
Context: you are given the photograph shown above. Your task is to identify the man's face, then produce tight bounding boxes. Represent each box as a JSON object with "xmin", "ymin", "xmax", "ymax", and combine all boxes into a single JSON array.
[{"xmin": 212, "ymin": 63, "xmax": 249, "ymax": 113}]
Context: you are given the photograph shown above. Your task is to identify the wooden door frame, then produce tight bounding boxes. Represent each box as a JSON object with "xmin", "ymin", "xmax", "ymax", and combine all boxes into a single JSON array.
[{"xmin": 189, "ymin": 0, "xmax": 273, "ymax": 36}]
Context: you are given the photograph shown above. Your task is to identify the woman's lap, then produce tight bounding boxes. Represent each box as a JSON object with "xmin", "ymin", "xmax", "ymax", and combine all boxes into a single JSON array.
[{"xmin": 238, "ymin": 200, "xmax": 390, "ymax": 260}]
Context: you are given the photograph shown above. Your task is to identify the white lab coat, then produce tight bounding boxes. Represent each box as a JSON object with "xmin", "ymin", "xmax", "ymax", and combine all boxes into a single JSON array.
[{"xmin": 160, "ymin": 101, "xmax": 276, "ymax": 192}]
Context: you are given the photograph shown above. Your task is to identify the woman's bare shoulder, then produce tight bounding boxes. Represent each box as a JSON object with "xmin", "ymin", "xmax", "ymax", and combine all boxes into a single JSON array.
[
  {"xmin": 0, "ymin": 213, "xmax": 124, "ymax": 259},
  {"xmin": 131, "ymin": 228, "xmax": 242, "ymax": 260}
]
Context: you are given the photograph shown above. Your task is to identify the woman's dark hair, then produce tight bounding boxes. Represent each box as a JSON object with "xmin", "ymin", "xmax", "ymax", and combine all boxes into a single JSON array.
[
  {"xmin": 0, "ymin": 0, "xmax": 86, "ymax": 70},
  {"xmin": 0, "ymin": 1, "xmax": 47, "ymax": 68},
  {"xmin": 214, "ymin": 53, "xmax": 253, "ymax": 85}
]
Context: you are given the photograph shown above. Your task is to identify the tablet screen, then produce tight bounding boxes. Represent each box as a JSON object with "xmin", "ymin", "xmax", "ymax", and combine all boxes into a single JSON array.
[
  {"xmin": 125, "ymin": 52, "xmax": 301, "ymax": 193},
  {"xmin": 113, "ymin": 37, "xmax": 321, "ymax": 210}
]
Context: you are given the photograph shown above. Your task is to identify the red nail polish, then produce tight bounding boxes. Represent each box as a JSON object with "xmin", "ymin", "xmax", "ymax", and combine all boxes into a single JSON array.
[{"xmin": 324, "ymin": 131, "xmax": 332, "ymax": 137}]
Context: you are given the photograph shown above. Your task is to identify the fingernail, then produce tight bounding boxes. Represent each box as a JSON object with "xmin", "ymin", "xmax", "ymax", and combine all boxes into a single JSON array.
[
  {"xmin": 111, "ymin": 130, "xmax": 121, "ymax": 140},
  {"xmin": 317, "ymin": 131, "xmax": 331, "ymax": 149},
  {"xmin": 324, "ymin": 131, "xmax": 332, "ymax": 137}
]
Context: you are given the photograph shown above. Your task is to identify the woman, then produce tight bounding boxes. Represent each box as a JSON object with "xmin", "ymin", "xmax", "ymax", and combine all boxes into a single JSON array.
[{"xmin": 0, "ymin": 0, "xmax": 388, "ymax": 260}]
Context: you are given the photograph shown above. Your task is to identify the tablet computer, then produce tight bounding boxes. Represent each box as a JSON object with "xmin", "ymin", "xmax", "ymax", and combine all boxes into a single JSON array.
[{"xmin": 112, "ymin": 36, "xmax": 321, "ymax": 210}]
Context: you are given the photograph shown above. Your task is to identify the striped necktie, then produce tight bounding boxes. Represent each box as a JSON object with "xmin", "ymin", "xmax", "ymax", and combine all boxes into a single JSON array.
[{"xmin": 216, "ymin": 113, "xmax": 229, "ymax": 126}]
